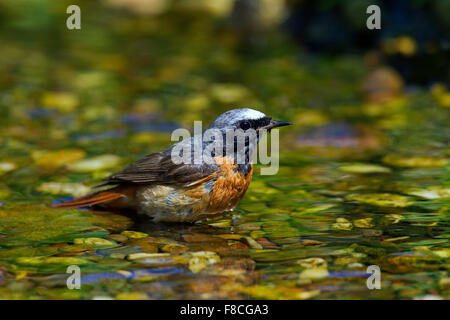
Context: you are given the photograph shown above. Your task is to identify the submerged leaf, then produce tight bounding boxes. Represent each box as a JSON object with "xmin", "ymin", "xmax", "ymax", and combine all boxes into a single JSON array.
[
  {"xmin": 332, "ymin": 218, "xmax": 353, "ymax": 231},
  {"xmin": 73, "ymin": 237, "xmax": 118, "ymax": 249},
  {"xmin": 37, "ymin": 182, "xmax": 90, "ymax": 196},
  {"xmin": 239, "ymin": 285, "xmax": 320, "ymax": 300},
  {"xmin": 31, "ymin": 149, "xmax": 86, "ymax": 169},
  {"xmin": 353, "ymin": 218, "xmax": 375, "ymax": 228},
  {"xmin": 127, "ymin": 253, "xmax": 170, "ymax": 261},
  {"xmin": 68, "ymin": 155, "xmax": 121, "ymax": 172},
  {"xmin": 382, "ymin": 155, "xmax": 448, "ymax": 168},
  {"xmin": 0, "ymin": 162, "xmax": 17, "ymax": 174},
  {"xmin": 299, "ymin": 267, "xmax": 329, "ymax": 280},
  {"xmin": 297, "ymin": 257, "xmax": 327, "ymax": 269},
  {"xmin": 339, "ymin": 163, "xmax": 391, "ymax": 174},
  {"xmin": 346, "ymin": 193, "xmax": 414, "ymax": 207},
  {"xmin": 405, "ymin": 186, "xmax": 450, "ymax": 199},
  {"xmin": 383, "ymin": 214, "xmax": 404, "ymax": 224},
  {"xmin": 16, "ymin": 256, "xmax": 90, "ymax": 266},
  {"xmin": 121, "ymin": 231, "xmax": 148, "ymax": 239},
  {"xmin": 161, "ymin": 243, "xmax": 188, "ymax": 253},
  {"xmin": 186, "ymin": 251, "xmax": 220, "ymax": 273},
  {"xmin": 41, "ymin": 92, "xmax": 79, "ymax": 112}
]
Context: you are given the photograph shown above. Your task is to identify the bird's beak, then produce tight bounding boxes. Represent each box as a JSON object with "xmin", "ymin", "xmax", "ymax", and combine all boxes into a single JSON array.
[{"xmin": 263, "ymin": 119, "xmax": 292, "ymax": 131}]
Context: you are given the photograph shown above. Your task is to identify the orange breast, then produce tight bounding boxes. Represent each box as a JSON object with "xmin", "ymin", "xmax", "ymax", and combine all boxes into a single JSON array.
[{"xmin": 207, "ymin": 156, "xmax": 253, "ymax": 212}]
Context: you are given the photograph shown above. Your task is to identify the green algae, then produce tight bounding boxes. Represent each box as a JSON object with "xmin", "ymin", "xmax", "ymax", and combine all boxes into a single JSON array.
[{"xmin": 0, "ymin": 205, "xmax": 108, "ymax": 247}]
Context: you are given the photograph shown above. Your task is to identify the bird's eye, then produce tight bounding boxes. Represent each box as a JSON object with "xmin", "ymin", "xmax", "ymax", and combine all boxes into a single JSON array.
[{"xmin": 240, "ymin": 120, "xmax": 251, "ymax": 130}]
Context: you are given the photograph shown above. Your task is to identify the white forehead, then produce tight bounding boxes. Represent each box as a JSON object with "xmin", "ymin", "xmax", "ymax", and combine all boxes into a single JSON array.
[
  {"xmin": 208, "ymin": 108, "xmax": 267, "ymax": 129},
  {"xmin": 239, "ymin": 108, "xmax": 266, "ymax": 120}
]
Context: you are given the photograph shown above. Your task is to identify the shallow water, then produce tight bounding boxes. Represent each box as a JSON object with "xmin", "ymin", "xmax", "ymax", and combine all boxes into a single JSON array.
[
  {"xmin": 0, "ymin": 120, "xmax": 448, "ymax": 299},
  {"xmin": 0, "ymin": 2, "xmax": 449, "ymax": 300}
]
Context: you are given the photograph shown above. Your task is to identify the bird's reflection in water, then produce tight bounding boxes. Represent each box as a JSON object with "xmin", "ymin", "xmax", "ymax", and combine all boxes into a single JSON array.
[
  {"xmin": 135, "ymin": 217, "xmax": 223, "ymax": 239},
  {"xmin": 102, "ymin": 210, "xmax": 257, "ymax": 298}
]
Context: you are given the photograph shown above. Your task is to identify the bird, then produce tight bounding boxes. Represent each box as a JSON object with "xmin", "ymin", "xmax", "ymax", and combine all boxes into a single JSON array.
[{"xmin": 53, "ymin": 108, "xmax": 291, "ymax": 222}]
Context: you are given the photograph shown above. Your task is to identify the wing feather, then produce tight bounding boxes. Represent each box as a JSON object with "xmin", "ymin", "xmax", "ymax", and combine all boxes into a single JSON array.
[{"xmin": 99, "ymin": 149, "xmax": 217, "ymax": 187}]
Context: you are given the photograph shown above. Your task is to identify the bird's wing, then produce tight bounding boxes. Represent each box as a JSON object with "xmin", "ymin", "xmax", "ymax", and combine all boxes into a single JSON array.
[{"xmin": 99, "ymin": 149, "xmax": 217, "ymax": 187}]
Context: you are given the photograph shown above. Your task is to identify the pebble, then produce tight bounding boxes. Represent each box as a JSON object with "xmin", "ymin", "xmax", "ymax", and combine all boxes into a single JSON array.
[
  {"xmin": 297, "ymin": 257, "xmax": 327, "ymax": 269},
  {"xmin": 331, "ymin": 218, "xmax": 353, "ymax": 231},
  {"xmin": 107, "ymin": 234, "xmax": 128, "ymax": 242},
  {"xmin": 121, "ymin": 231, "xmax": 148, "ymax": 239},
  {"xmin": 299, "ymin": 268, "xmax": 329, "ymax": 281},
  {"xmin": 74, "ymin": 237, "xmax": 117, "ymax": 249},
  {"xmin": 353, "ymin": 218, "xmax": 375, "ymax": 228},
  {"xmin": 244, "ymin": 237, "xmax": 263, "ymax": 249}
]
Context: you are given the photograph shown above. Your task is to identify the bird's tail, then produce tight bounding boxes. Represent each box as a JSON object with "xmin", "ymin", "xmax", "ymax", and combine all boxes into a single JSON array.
[{"xmin": 52, "ymin": 189, "xmax": 124, "ymax": 209}]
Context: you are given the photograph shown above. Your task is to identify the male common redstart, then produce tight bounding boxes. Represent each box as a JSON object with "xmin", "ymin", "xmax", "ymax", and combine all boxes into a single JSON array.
[{"xmin": 53, "ymin": 108, "xmax": 291, "ymax": 222}]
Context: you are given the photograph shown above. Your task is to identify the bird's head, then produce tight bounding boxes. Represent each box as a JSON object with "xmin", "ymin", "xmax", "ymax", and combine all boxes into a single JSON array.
[
  {"xmin": 207, "ymin": 108, "xmax": 291, "ymax": 132},
  {"xmin": 203, "ymin": 108, "xmax": 291, "ymax": 164}
]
